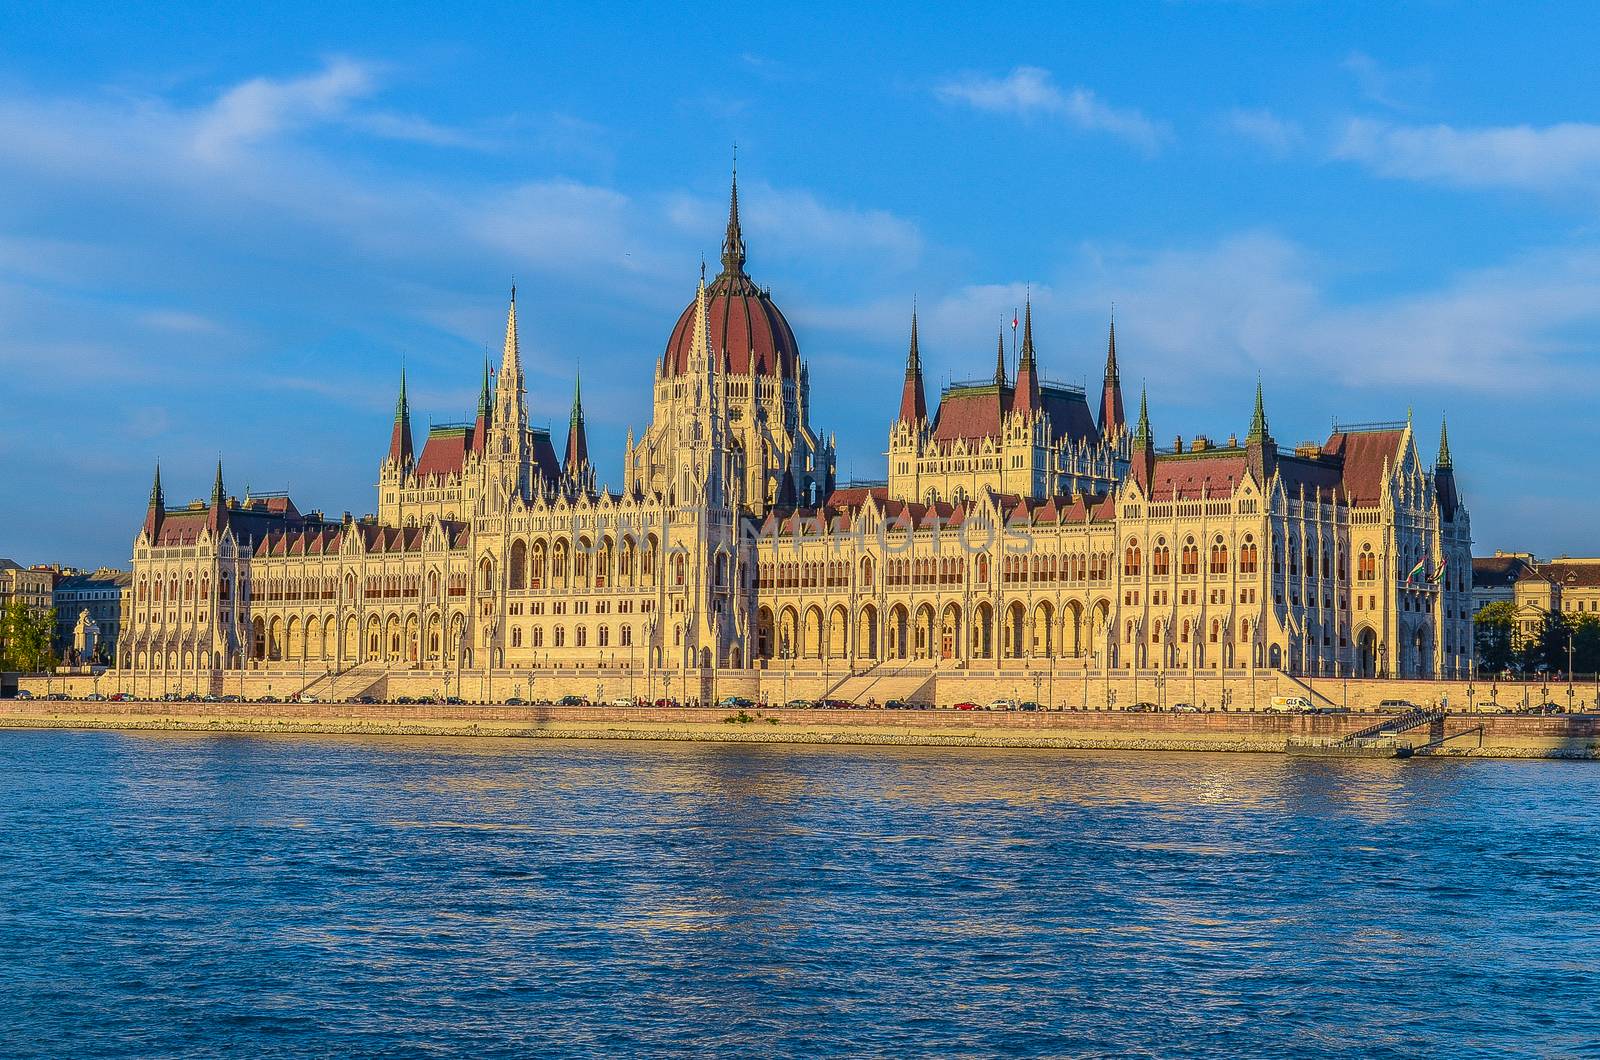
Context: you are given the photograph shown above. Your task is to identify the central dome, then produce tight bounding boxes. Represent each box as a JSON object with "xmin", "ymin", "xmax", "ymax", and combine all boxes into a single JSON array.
[{"xmin": 662, "ymin": 176, "xmax": 799, "ymax": 378}]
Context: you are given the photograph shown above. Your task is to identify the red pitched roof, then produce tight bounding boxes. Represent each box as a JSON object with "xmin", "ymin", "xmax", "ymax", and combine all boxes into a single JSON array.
[
  {"xmin": 416, "ymin": 427, "xmax": 471, "ymax": 480},
  {"xmin": 1320, "ymin": 429, "xmax": 1404, "ymax": 505},
  {"xmin": 1149, "ymin": 452, "xmax": 1249, "ymax": 500}
]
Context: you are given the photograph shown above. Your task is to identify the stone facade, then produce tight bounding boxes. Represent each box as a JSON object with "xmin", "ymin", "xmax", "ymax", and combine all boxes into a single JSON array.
[{"xmin": 119, "ymin": 172, "xmax": 1473, "ymax": 696}]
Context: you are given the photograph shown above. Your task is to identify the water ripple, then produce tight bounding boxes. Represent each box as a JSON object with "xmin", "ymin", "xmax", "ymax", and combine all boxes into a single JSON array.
[{"xmin": 1, "ymin": 732, "xmax": 1598, "ymax": 1057}]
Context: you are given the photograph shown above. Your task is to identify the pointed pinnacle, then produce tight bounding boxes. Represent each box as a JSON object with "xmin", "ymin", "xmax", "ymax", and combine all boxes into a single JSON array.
[{"xmin": 1438, "ymin": 417, "xmax": 1452, "ymax": 467}]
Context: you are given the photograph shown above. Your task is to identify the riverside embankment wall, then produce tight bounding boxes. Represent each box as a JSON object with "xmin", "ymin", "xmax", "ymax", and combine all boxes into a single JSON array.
[
  {"xmin": 23, "ymin": 667, "xmax": 1597, "ymax": 714},
  {"xmin": 3, "ymin": 699, "xmax": 1597, "ymax": 758}
]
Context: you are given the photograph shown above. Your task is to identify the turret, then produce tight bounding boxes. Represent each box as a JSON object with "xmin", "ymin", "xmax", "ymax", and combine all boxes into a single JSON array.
[
  {"xmin": 1435, "ymin": 417, "xmax": 1459, "ymax": 521},
  {"xmin": 994, "ymin": 329, "xmax": 1007, "ymax": 387},
  {"xmin": 472, "ymin": 357, "xmax": 492, "ymax": 454},
  {"xmin": 1130, "ymin": 387, "xmax": 1156, "ymax": 489},
  {"xmin": 898, "ymin": 308, "xmax": 927, "ymax": 424},
  {"xmin": 142, "ymin": 463, "xmax": 165, "ymax": 540},
  {"xmin": 387, "ymin": 367, "xmax": 413, "ymax": 468},
  {"xmin": 206, "ymin": 459, "xmax": 229, "ymax": 534},
  {"xmin": 1098, "ymin": 315, "xmax": 1125, "ymax": 436},
  {"xmin": 1245, "ymin": 378, "xmax": 1276, "ymax": 482},
  {"xmin": 563, "ymin": 369, "xmax": 591, "ymax": 493},
  {"xmin": 1013, "ymin": 299, "xmax": 1040, "ymax": 417}
]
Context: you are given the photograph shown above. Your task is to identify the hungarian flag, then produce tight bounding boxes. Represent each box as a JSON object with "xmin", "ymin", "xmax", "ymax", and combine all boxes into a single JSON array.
[
  {"xmin": 1012, "ymin": 310, "xmax": 1019, "ymax": 331},
  {"xmin": 1406, "ymin": 557, "xmax": 1426, "ymax": 583}
]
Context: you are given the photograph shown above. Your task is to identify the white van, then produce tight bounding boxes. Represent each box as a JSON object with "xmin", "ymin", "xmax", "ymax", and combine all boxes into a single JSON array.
[{"xmin": 1269, "ymin": 695, "xmax": 1313, "ymax": 712}]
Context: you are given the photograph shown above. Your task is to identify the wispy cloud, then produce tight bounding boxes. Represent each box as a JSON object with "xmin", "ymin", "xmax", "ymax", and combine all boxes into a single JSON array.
[
  {"xmin": 192, "ymin": 58, "xmax": 378, "ymax": 160},
  {"xmin": 1335, "ymin": 117, "xmax": 1600, "ymax": 196},
  {"xmin": 1225, "ymin": 107, "xmax": 1303, "ymax": 154},
  {"xmin": 1070, "ymin": 233, "xmax": 1600, "ymax": 392},
  {"xmin": 934, "ymin": 66, "xmax": 1165, "ymax": 152},
  {"xmin": 1342, "ymin": 51, "xmax": 1430, "ymax": 112}
]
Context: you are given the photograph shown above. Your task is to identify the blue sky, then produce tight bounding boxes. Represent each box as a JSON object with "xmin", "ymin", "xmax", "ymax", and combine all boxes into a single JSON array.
[{"xmin": 3, "ymin": 2, "xmax": 1599, "ymax": 568}]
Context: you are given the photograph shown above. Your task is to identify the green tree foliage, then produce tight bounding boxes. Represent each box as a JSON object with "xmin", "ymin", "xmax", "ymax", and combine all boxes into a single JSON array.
[
  {"xmin": 1570, "ymin": 613, "xmax": 1600, "ymax": 676},
  {"xmin": 0, "ymin": 602, "xmax": 56, "ymax": 673},
  {"xmin": 1474, "ymin": 602, "xmax": 1517, "ymax": 676}
]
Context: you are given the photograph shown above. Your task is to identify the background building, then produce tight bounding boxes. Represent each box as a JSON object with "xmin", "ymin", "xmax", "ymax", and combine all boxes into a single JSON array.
[{"xmin": 52, "ymin": 568, "xmax": 131, "ymax": 665}]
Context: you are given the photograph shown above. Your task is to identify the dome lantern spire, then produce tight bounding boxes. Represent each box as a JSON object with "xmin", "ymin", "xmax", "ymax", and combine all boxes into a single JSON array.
[{"xmin": 720, "ymin": 161, "xmax": 747, "ymax": 279}]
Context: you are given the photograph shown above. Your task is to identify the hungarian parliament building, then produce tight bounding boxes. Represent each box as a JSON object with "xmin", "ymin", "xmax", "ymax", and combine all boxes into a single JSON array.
[{"xmin": 123, "ymin": 173, "xmax": 1474, "ymax": 686}]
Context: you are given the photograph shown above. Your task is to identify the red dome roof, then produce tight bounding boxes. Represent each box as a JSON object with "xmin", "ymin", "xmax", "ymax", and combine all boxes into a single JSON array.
[{"xmin": 662, "ymin": 173, "xmax": 800, "ymax": 378}]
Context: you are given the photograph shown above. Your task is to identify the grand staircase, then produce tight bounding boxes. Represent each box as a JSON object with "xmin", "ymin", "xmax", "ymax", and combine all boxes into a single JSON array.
[
  {"xmin": 295, "ymin": 663, "xmax": 392, "ymax": 702},
  {"xmin": 824, "ymin": 662, "xmax": 935, "ymax": 706}
]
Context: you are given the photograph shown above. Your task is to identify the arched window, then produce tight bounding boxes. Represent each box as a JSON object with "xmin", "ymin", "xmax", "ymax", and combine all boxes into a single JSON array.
[
  {"xmin": 1152, "ymin": 540, "xmax": 1170, "ymax": 577},
  {"xmin": 1210, "ymin": 535, "xmax": 1228, "ymax": 575},
  {"xmin": 509, "ymin": 539, "xmax": 527, "ymax": 590},
  {"xmin": 1180, "ymin": 537, "xmax": 1199, "ymax": 576},
  {"xmin": 1124, "ymin": 539, "xmax": 1142, "ymax": 577},
  {"xmin": 860, "ymin": 556, "xmax": 874, "ymax": 588},
  {"xmin": 1240, "ymin": 536, "xmax": 1258, "ymax": 574}
]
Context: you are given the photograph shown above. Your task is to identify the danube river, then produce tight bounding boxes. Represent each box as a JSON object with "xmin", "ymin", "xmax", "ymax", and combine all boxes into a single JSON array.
[{"xmin": 2, "ymin": 731, "xmax": 1597, "ymax": 1057}]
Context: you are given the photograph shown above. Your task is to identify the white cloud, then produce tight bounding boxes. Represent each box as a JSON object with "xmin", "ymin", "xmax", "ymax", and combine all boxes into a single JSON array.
[
  {"xmin": 192, "ymin": 58, "xmax": 377, "ymax": 160},
  {"xmin": 1068, "ymin": 234, "xmax": 1600, "ymax": 392},
  {"xmin": 1225, "ymin": 107, "xmax": 1303, "ymax": 154},
  {"xmin": 1335, "ymin": 117, "xmax": 1600, "ymax": 196},
  {"xmin": 1342, "ymin": 52, "xmax": 1430, "ymax": 112},
  {"xmin": 934, "ymin": 66, "xmax": 1165, "ymax": 152}
]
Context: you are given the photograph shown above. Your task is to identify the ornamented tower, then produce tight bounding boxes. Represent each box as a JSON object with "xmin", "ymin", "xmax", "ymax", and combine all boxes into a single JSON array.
[
  {"xmin": 887, "ymin": 301, "xmax": 1127, "ymax": 506},
  {"xmin": 626, "ymin": 168, "xmax": 834, "ymax": 511},
  {"xmin": 483, "ymin": 288, "xmax": 539, "ymax": 512}
]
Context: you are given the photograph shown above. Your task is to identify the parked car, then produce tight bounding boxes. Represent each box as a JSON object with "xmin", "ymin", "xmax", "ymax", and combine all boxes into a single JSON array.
[
  {"xmin": 782, "ymin": 698, "xmax": 811, "ymax": 710},
  {"xmin": 952, "ymin": 701, "xmax": 979, "ymax": 711},
  {"xmin": 883, "ymin": 699, "xmax": 908, "ymax": 710},
  {"xmin": 1171, "ymin": 701, "xmax": 1200, "ymax": 713},
  {"xmin": 1376, "ymin": 698, "xmax": 1416, "ymax": 714},
  {"xmin": 356, "ymin": 695, "xmax": 378, "ymax": 704},
  {"xmin": 719, "ymin": 696, "xmax": 755, "ymax": 708},
  {"xmin": 556, "ymin": 695, "xmax": 584, "ymax": 706},
  {"xmin": 14, "ymin": 689, "xmax": 33, "ymax": 700},
  {"xmin": 503, "ymin": 696, "xmax": 524, "ymax": 706},
  {"xmin": 85, "ymin": 692, "xmax": 106, "ymax": 702},
  {"xmin": 1126, "ymin": 701, "xmax": 1159, "ymax": 712},
  {"xmin": 1268, "ymin": 695, "xmax": 1313, "ymax": 712},
  {"xmin": 653, "ymin": 697, "xmax": 681, "ymax": 708},
  {"xmin": 108, "ymin": 692, "xmax": 126, "ymax": 702},
  {"xmin": 220, "ymin": 695, "xmax": 241, "ymax": 703},
  {"xmin": 987, "ymin": 699, "xmax": 1018, "ymax": 711},
  {"xmin": 444, "ymin": 696, "xmax": 465, "ymax": 705}
]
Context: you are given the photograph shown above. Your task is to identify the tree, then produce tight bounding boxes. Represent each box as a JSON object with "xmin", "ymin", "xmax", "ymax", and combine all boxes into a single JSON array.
[
  {"xmin": 1474, "ymin": 601, "xmax": 1517, "ymax": 676},
  {"xmin": 0, "ymin": 602, "xmax": 56, "ymax": 673},
  {"xmin": 1522, "ymin": 609, "xmax": 1572, "ymax": 676},
  {"xmin": 1572, "ymin": 613, "xmax": 1600, "ymax": 676}
]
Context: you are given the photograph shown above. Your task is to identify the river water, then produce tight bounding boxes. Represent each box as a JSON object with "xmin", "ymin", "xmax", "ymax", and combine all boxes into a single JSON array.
[{"xmin": 2, "ymin": 730, "xmax": 1597, "ymax": 1058}]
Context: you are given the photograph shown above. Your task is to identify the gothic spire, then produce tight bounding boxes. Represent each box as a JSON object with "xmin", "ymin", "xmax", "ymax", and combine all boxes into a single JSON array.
[
  {"xmin": 1133, "ymin": 386, "xmax": 1152, "ymax": 449},
  {"xmin": 1130, "ymin": 386, "xmax": 1156, "ymax": 489},
  {"xmin": 472, "ymin": 356, "xmax": 492, "ymax": 454},
  {"xmin": 207, "ymin": 459, "xmax": 229, "ymax": 533},
  {"xmin": 1014, "ymin": 298, "xmax": 1040, "ymax": 415},
  {"xmin": 1246, "ymin": 377, "xmax": 1270, "ymax": 445},
  {"xmin": 898, "ymin": 306, "xmax": 927, "ymax": 424},
  {"xmin": 1437, "ymin": 417, "xmax": 1452, "ymax": 468},
  {"xmin": 388, "ymin": 367, "xmax": 414, "ymax": 467},
  {"xmin": 1099, "ymin": 313, "xmax": 1126, "ymax": 435},
  {"xmin": 142, "ymin": 463, "xmax": 165, "ymax": 539},
  {"xmin": 495, "ymin": 286, "xmax": 526, "ymax": 439},
  {"xmin": 564, "ymin": 369, "xmax": 588, "ymax": 481},
  {"xmin": 994, "ymin": 329, "xmax": 1007, "ymax": 387},
  {"xmin": 720, "ymin": 164, "xmax": 747, "ymax": 278}
]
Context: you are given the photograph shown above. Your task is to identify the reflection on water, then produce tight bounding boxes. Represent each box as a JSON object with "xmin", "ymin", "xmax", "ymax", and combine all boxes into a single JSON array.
[{"xmin": 1, "ymin": 731, "xmax": 1598, "ymax": 1057}]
